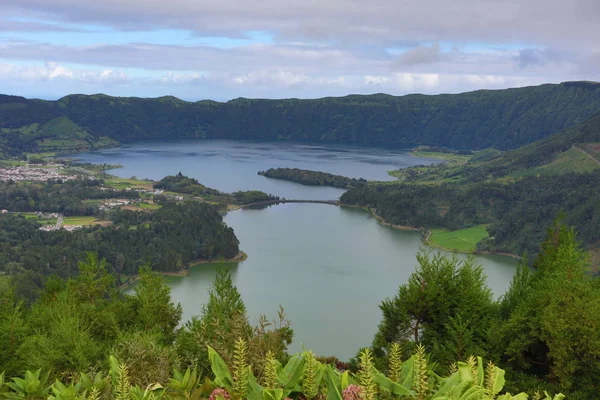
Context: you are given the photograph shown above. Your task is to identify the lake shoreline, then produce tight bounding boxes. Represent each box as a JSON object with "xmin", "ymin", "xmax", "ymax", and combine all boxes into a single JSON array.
[
  {"xmin": 340, "ymin": 203, "xmax": 521, "ymax": 260},
  {"xmin": 119, "ymin": 251, "xmax": 248, "ymax": 289}
]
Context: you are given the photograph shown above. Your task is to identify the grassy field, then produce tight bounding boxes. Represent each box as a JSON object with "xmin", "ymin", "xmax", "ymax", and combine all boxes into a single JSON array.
[
  {"xmin": 411, "ymin": 150, "xmax": 472, "ymax": 162},
  {"xmin": 105, "ymin": 177, "xmax": 153, "ymax": 190},
  {"xmin": 124, "ymin": 203, "xmax": 162, "ymax": 211},
  {"xmin": 21, "ymin": 213, "xmax": 57, "ymax": 225},
  {"xmin": 137, "ymin": 203, "xmax": 161, "ymax": 210},
  {"xmin": 63, "ymin": 216, "xmax": 98, "ymax": 226},
  {"xmin": 510, "ymin": 147, "xmax": 599, "ymax": 178},
  {"xmin": 429, "ymin": 224, "xmax": 489, "ymax": 253}
]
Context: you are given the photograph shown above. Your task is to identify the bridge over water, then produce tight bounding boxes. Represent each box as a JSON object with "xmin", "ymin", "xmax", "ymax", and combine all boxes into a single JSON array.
[{"xmin": 239, "ymin": 199, "xmax": 339, "ymax": 209}]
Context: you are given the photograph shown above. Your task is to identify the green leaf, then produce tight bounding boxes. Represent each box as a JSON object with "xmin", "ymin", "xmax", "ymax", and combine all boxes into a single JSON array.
[
  {"xmin": 400, "ymin": 355, "xmax": 415, "ymax": 389},
  {"xmin": 489, "ymin": 366, "xmax": 506, "ymax": 395},
  {"xmin": 281, "ymin": 354, "xmax": 305, "ymax": 397},
  {"xmin": 475, "ymin": 357, "xmax": 484, "ymax": 387},
  {"xmin": 457, "ymin": 362, "xmax": 475, "ymax": 384},
  {"xmin": 373, "ymin": 372, "xmax": 413, "ymax": 396},
  {"xmin": 247, "ymin": 367, "xmax": 263, "ymax": 400},
  {"xmin": 340, "ymin": 371, "xmax": 349, "ymax": 391},
  {"xmin": 430, "ymin": 371, "xmax": 461, "ymax": 399},
  {"xmin": 498, "ymin": 394, "xmax": 529, "ymax": 400},
  {"xmin": 262, "ymin": 388, "xmax": 284, "ymax": 400},
  {"xmin": 323, "ymin": 366, "xmax": 343, "ymax": 400},
  {"xmin": 207, "ymin": 346, "xmax": 233, "ymax": 389}
]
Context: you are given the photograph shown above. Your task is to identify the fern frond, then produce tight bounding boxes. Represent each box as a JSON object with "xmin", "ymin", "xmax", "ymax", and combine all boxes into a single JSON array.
[
  {"xmin": 466, "ymin": 355, "xmax": 478, "ymax": 383},
  {"xmin": 302, "ymin": 350, "xmax": 319, "ymax": 400},
  {"xmin": 232, "ymin": 338, "xmax": 248, "ymax": 400},
  {"xmin": 358, "ymin": 348, "xmax": 377, "ymax": 400},
  {"xmin": 86, "ymin": 387, "xmax": 100, "ymax": 400},
  {"xmin": 485, "ymin": 360, "xmax": 496, "ymax": 398},
  {"xmin": 448, "ymin": 363, "xmax": 458, "ymax": 376},
  {"xmin": 388, "ymin": 342, "xmax": 402, "ymax": 383},
  {"xmin": 262, "ymin": 351, "xmax": 279, "ymax": 390},
  {"xmin": 413, "ymin": 344, "xmax": 429, "ymax": 400},
  {"xmin": 116, "ymin": 363, "xmax": 131, "ymax": 400}
]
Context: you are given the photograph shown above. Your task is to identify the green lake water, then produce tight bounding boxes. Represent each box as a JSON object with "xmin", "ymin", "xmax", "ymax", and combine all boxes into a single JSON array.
[{"xmin": 76, "ymin": 140, "xmax": 517, "ymax": 360}]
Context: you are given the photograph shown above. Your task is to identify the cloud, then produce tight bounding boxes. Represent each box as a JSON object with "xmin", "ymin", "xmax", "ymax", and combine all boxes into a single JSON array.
[
  {"xmin": 0, "ymin": 0, "xmax": 599, "ymax": 99},
  {"xmin": 515, "ymin": 48, "xmax": 564, "ymax": 68},
  {"xmin": 393, "ymin": 43, "xmax": 443, "ymax": 67},
  {"xmin": 3, "ymin": 0, "xmax": 600, "ymax": 46},
  {"xmin": 0, "ymin": 62, "xmax": 130, "ymax": 84}
]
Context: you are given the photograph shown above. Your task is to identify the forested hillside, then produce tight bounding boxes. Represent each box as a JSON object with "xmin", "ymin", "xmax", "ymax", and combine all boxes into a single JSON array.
[
  {"xmin": 338, "ymin": 110, "xmax": 600, "ymax": 257},
  {"xmin": 258, "ymin": 168, "xmax": 368, "ymax": 188},
  {"xmin": 1, "ymin": 224, "xmax": 595, "ymax": 398},
  {"xmin": 0, "ymin": 202, "xmax": 239, "ymax": 301},
  {"xmin": 2, "ymin": 81, "xmax": 600, "ymax": 155}
]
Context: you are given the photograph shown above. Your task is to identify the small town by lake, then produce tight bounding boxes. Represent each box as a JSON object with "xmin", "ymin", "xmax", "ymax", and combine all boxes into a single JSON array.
[{"xmin": 76, "ymin": 139, "xmax": 517, "ymax": 360}]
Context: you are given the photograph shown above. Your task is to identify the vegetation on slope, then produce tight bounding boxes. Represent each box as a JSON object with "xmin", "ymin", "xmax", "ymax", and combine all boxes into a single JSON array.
[
  {"xmin": 155, "ymin": 173, "xmax": 279, "ymax": 204},
  {"xmin": 2, "ymin": 82, "xmax": 600, "ymax": 157},
  {"xmin": 0, "ymin": 222, "xmax": 592, "ymax": 397},
  {"xmin": 479, "ymin": 112, "xmax": 600, "ymax": 178},
  {"xmin": 258, "ymin": 168, "xmax": 368, "ymax": 189},
  {"xmin": 342, "ymin": 111, "xmax": 600, "ymax": 255},
  {"xmin": 341, "ymin": 171, "xmax": 600, "ymax": 256}
]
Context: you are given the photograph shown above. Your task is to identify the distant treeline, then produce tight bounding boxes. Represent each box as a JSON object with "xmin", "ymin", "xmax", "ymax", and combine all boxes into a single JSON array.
[
  {"xmin": 258, "ymin": 168, "xmax": 368, "ymax": 189},
  {"xmin": 2, "ymin": 82, "xmax": 600, "ymax": 156}
]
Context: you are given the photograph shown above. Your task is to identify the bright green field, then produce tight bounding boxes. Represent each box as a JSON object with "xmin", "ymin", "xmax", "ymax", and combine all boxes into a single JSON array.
[
  {"xmin": 137, "ymin": 203, "xmax": 161, "ymax": 210},
  {"xmin": 510, "ymin": 147, "xmax": 599, "ymax": 178},
  {"xmin": 429, "ymin": 224, "xmax": 489, "ymax": 253},
  {"xmin": 105, "ymin": 177, "xmax": 153, "ymax": 190},
  {"xmin": 63, "ymin": 216, "xmax": 98, "ymax": 226}
]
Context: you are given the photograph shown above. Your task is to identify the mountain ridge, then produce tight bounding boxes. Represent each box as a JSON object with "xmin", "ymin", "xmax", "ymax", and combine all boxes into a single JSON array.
[{"xmin": 2, "ymin": 81, "xmax": 600, "ymax": 156}]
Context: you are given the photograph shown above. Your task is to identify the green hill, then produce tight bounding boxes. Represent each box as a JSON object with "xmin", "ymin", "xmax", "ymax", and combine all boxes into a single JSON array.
[
  {"xmin": 2, "ymin": 81, "xmax": 600, "ymax": 156},
  {"xmin": 0, "ymin": 116, "xmax": 118, "ymax": 155},
  {"xmin": 481, "ymin": 112, "xmax": 600, "ymax": 177}
]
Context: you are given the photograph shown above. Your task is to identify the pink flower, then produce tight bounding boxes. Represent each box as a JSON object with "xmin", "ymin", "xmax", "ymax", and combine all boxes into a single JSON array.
[
  {"xmin": 342, "ymin": 384, "xmax": 365, "ymax": 400},
  {"xmin": 209, "ymin": 388, "xmax": 231, "ymax": 400}
]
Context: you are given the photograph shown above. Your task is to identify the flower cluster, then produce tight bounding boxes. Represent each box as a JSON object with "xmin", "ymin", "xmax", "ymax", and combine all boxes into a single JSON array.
[
  {"xmin": 342, "ymin": 384, "xmax": 365, "ymax": 400},
  {"xmin": 209, "ymin": 388, "xmax": 231, "ymax": 400}
]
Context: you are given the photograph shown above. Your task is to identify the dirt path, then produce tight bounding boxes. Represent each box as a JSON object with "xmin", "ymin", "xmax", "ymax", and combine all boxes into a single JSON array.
[{"xmin": 574, "ymin": 145, "xmax": 600, "ymax": 166}]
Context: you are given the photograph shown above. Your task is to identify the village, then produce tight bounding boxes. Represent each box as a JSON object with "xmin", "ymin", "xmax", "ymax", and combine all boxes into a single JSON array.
[{"xmin": 0, "ymin": 164, "xmax": 80, "ymax": 182}]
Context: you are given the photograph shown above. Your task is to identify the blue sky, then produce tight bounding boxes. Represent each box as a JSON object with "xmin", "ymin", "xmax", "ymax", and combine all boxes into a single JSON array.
[{"xmin": 1, "ymin": 0, "xmax": 599, "ymax": 100}]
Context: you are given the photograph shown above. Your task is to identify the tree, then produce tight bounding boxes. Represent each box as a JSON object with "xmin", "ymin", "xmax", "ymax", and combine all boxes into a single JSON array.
[
  {"xmin": 497, "ymin": 221, "xmax": 600, "ymax": 398},
  {"xmin": 0, "ymin": 289, "xmax": 27, "ymax": 375},
  {"xmin": 372, "ymin": 250, "xmax": 495, "ymax": 371},
  {"xmin": 176, "ymin": 269, "xmax": 293, "ymax": 379},
  {"xmin": 132, "ymin": 265, "xmax": 182, "ymax": 342},
  {"xmin": 177, "ymin": 268, "xmax": 252, "ymax": 375}
]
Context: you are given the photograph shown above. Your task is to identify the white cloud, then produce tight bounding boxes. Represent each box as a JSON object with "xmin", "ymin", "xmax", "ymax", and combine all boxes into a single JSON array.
[{"xmin": 0, "ymin": 62, "xmax": 130, "ymax": 84}]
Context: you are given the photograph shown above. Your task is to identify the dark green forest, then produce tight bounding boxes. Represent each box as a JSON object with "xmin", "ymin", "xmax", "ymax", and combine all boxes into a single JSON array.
[
  {"xmin": 258, "ymin": 168, "xmax": 368, "ymax": 189},
  {"xmin": 2, "ymin": 81, "xmax": 600, "ymax": 156},
  {"xmin": 0, "ymin": 202, "xmax": 239, "ymax": 301}
]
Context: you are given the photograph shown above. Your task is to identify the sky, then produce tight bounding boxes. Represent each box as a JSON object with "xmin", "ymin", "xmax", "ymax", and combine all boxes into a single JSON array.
[{"xmin": 1, "ymin": 0, "xmax": 599, "ymax": 101}]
